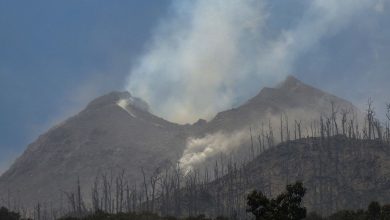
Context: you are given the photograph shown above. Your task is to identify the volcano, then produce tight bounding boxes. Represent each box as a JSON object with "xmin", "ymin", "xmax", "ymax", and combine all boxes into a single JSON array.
[{"xmin": 0, "ymin": 76, "xmax": 359, "ymax": 208}]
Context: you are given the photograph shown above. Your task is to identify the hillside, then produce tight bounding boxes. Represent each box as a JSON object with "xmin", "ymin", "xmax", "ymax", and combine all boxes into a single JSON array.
[
  {"xmin": 0, "ymin": 92, "xmax": 190, "ymax": 207},
  {"xmin": 0, "ymin": 76, "xmax": 361, "ymax": 210},
  {"xmin": 202, "ymin": 76, "xmax": 357, "ymax": 134},
  {"xmin": 198, "ymin": 136, "xmax": 390, "ymax": 218}
]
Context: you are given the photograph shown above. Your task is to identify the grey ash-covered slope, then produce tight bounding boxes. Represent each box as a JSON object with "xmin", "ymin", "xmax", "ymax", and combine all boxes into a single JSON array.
[
  {"xmin": 0, "ymin": 75, "xmax": 359, "ymax": 207},
  {"xmin": 202, "ymin": 75, "xmax": 357, "ymax": 134},
  {"xmin": 204, "ymin": 76, "xmax": 356, "ymax": 133},
  {"xmin": 204, "ymin": 136, "xmax": 390, "ymax": 216},
  {"xmin": 0, "ymin": 91, "xmax": 189, "ymax": 206}
]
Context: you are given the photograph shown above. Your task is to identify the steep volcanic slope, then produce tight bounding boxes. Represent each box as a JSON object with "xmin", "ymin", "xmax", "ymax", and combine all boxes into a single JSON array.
[
  {"xmin": 203, "ymin": 75, "xmax": 357, "ymax": 134},
  {"xmin": 194, "ymin": 136, "xmax": 390, "ymax": 218},
  {"xmin": 0, "ymin": 92, "xmax": 189, "ymax": 207},
  {"xmin": 0, "ymin": 76, "xmax": 360, "ymax": 209},
  {"xmin": 180, "ymin": 76, "xmax": 359, "ymax": 172}
]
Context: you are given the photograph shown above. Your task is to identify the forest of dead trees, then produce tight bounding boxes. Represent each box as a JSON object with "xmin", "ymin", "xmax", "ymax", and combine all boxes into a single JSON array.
[{"xmin": 1, "ymin": 101, "xmax": 390, "ymax": 220}]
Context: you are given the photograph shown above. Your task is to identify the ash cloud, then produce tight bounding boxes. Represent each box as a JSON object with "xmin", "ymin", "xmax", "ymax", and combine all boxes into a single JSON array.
[{"xmin": 126, "ymin": 0, "xmax": 376, "ymax": 124}]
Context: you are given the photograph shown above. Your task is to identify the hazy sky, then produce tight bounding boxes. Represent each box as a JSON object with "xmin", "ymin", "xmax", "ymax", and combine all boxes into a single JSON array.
[
  {"xmin": 1, "ymin": 0, "xmax": 389, "ymax": 174},
  {"xmin": 0, "ymin": 0, "xmax": 171, "ymax": 174}
]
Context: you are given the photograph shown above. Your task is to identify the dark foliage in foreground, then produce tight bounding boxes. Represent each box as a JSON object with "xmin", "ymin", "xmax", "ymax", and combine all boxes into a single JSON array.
[
  {"xmin": 247, "ymin": 181, "xmax": 307, "ymax": 220},
  {"xmin": 0, "ymin": 207, "xmax": 31, "ymax": 220},
  {"xmin": 246, "ymin": 182, "xmax": 390, "ymax": 220},
  {"xmin": 305, "ymin": 202, "xmax": 390, "ymax": 220},
  {"xmin": 56, "ymin": 200, "xmax": 390, "ymax": 220},
  {"xmin": 58, "ymin": 211, "xmax": 229, "ymax": 220},
  {"xmin": 0, "ymin": 197, "xmax": 390, "ymax": 220}
]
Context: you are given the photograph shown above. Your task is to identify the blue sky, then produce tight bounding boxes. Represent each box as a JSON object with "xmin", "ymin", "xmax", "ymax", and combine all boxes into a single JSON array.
[
  {"xmin": 1, "ymin": 0, "xmax": 389, "ymax": 174},
  {"xmin": 0, "ymin": 0, "xmax": 170, "ymax": 173}
]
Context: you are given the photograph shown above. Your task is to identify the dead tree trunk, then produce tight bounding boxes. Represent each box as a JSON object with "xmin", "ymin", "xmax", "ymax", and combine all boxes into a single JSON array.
[
  {"xmin": 367, "ymin": 98, "xmax": 375, "ymax": 140},
  {"xmin": 141, "ymin": 167, "xmax": 149, "ymax": 212},
  {"xmin": 331, "ymin": 102, "xmax": 339, "ymax": 135},
  {"xmin": 250, "ymin": 127, "xmax": 255, "ymax": 160},
  {"xmin": 91, "ymin": 176, "xmax": 100, "ymax": 212},
  {"xmin": 280, "ymin": 115, "xmax": 284, "ymax": 142},
  {"xmin": 150, "ymin": 168, "xmax": 160, "ymax": 213},
  {"xmin": 386, "ymin": 104, "xmax": 390, "ymax": 143}
]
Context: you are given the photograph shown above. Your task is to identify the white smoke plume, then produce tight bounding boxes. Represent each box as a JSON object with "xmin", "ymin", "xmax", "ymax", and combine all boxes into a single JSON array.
[
  {"xmin": 179, "ymin": 104, "xmax": 363, "ymax": 172},
  {"xmin": 126, "ymin": 0, "xmax": 375, "ymax": 124},
  {"xmin": 179, "ymin": 130, "xmax": 248, "ymax": 172}
]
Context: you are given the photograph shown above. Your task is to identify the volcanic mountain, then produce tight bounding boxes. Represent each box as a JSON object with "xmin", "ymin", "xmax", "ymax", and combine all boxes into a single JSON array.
[
  {"xmin": 0, "ymin": 92, "xmax": 190, "ymax": 207},
  {"xmin": 203, "ymin": 75, "xmax": 357, "ymax": 134},
  {"xmin": 0, "ymin": 76, "xmax": 358, "ymax": 208},
  {"xmin": 176, "ymin": 136, "xmax": 390, "ymax": 218}
]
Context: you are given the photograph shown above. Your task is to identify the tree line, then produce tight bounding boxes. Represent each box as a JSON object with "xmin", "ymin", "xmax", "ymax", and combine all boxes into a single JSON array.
[{"xmin": 1, "ymin": 101, "xmax": 390, "ymax": 219}]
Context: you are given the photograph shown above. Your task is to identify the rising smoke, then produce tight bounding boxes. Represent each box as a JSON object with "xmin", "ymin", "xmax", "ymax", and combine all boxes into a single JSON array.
[
  {"xmin": 179, "ymin": 130, "xmax": 248, "ymax": 173},
  {"xmin": 126, "ymin": 0, "xmax": 268, "ymax": 124},
  {"xmin": 125, "ymin": 0, "xmax": 377, "ymax": 171},
  {"xmin": 126, "ymin": 0, "xmax": 375, "ymax": 125}
]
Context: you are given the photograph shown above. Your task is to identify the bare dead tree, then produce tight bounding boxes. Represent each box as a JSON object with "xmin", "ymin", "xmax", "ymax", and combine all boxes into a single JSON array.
[
  {"xmin": 249, "ymin": 127, "xmax": 255, "ymax": 160},
  {"xmin": 141, "ymin": 167, "xmax": 150, "ymax": 212},
  {"xmin": 109, "ymin": 171, "xmax": 115, "ymax": 213},
  {"xmin": 101, "ymin": 173, "xmax": 109, "ymax": 212},
  {"xmin": 261, "ymin": 122, "xmax": 266, "ymax": 153},
  {"xmin": 174, "ymin": 162, "xmax": 182, "ymax": 216},
  {"xmin": 348, "ymin": 119, "xmax": 353, "ymax": 139},
  {"xmin": 34, "ymin": 202, "xmax": 41, "ymax": 220},
  {"xmin": 331, "ymin": 102, "xmax": 339, "ymax": 135},
  {"xmin": 280, "ymin": 115, "xmax": 284, "ymax": 142},
  {"xmin": 159, "ymin": 167, "xmax": 172, "ymax": 215},
  {"xmin": 294, "ymin": 120, "xmax": 297, "ymax": 140},
  {"xmin": 132, "ymin": 184, "xmax": 137, "ymax": 213},
  {"xmin": 310, "ymin": 122, "xmax": 315, "ymax": 138},
  {"xmin": 257, "ymin": 133, "xmax": 262, "ymax": 155},
  {"xmin": 295, "ymin": 120, "xmax": 302, "ymax": 140},
  {"xmin": 115, "ymin": 169, "xmax": 125, "ymax": 213},
  {"xmin": 125, "ymin": 182, "xmax": 131, "ymax": 213},
  {"xmin": 150, "ymin": 167, "xmax": 161, "ymax": 213},
  {"xmin": 320, "ymin": 116, "xmax": 325, "ymax": 140},
  {"xmin": 355, "ymin": 118, "xmax": 361, "ymax": 139},
  {"xmin": 386, "ymin": 104, "xmax": 390, "ymax": 143},
  {"xmin": 325, "ymin": 118, "xmax": 332, "ymax": 140},
  {"xmin": 203, "ymin": 169, "xmax": 211, "ymax": 195},
  {"xmin": 214, "ymin": 160, "xmax": 219, "ymax": 180},
  {"xmin": 91, "ymin": 176, "xmax": 100, "ymax": 212},
  {"xmin": 367, "ymin": 98, "xmax": 375, "ymax": 140},
  {"xmin": 373, "ymin": 119, "xmax": 383, "ymax": 141},
  {"xmin": 341, "ymin": 109, "xmax": 350, "ymax": 136},
  {"xmin": 268, "ymin": 119, "xmax": 275, "ymax": 147},
  {"xmin": 64, "ymin": 191, "xmax": 76, "ymax": 214},
  {"xmin": 75, "ymin": 177, "xmax": 86, "ymax": 215},
  {"xmin": 220, "ymin": 153, "xmax": 225, "ymax": 177},
  {"xmin": 137, "ymin": 183, "xmax": 144, "ymax": 211},
  {"xmin": 285, "ymin": 114, "xmax": 290, "ymax": 141}
]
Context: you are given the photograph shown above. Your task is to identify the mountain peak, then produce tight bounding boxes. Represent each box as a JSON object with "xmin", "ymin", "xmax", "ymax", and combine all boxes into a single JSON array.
[
  {"xmin": 276, "ymin": 75, "xmax": 304, "ymax": 90},
  {"xmin": 0, "ymin": 73, "xmax": 360, "ymax": 210},
  {"xmin": 85, "ymin": 91, "xmax": 149, "ymax": 112},
  {"xmin": 86, "ymin": 91, "xmax": 131, "ymax": 109}
]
